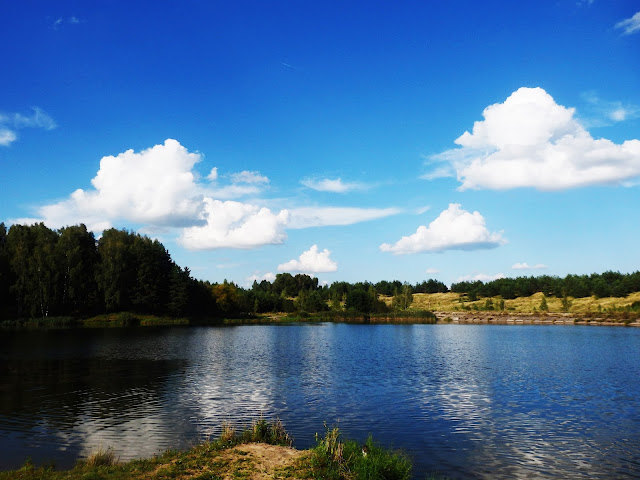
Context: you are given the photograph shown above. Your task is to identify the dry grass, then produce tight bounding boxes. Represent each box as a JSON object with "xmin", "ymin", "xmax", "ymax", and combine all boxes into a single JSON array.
[
  {"xmin": 221, "ymin": 421, "xmax": 236, "ymax": 443},
  {"xmin": 84, "ymin": 447, "xmax": 118, "ymax": 467},
  {"xmin": 400, "ymin": 291, "xmax": 640, "ymax": 314}
]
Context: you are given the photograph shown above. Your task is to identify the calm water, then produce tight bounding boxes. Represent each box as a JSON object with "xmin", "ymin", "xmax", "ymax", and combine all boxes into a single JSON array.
[{"xmin": 1, "ymin": 323, "xmax": 639, "ymax": 478}]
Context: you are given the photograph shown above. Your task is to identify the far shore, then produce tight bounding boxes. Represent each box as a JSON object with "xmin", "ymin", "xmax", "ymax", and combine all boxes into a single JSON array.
[
  {"xmin": 2, "ymin": 309, "xmax": 639, "ymax": 329},
  {"xmin": 432, "ymin": 310, "xmax": 640, "ymax": 327}
]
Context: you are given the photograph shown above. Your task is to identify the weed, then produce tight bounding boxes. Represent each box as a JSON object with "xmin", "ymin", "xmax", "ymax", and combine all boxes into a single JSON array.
[
  {"xmin": 311, "ymin": 424, "xmax": 412, "ymax": 480},
  {"xmin": 242, "ymin": 416, "xmax": 293, "ymax": 446},
  {"xmin": 84, "ymin": 447, "xmax": 118, "ymax": 467},
  {"xmin": 220, "ymin": 421, "xmax": 236, "ymax": 443}
]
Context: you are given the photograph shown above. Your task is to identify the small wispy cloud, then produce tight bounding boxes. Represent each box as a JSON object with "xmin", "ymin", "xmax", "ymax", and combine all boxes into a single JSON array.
[
  {"xmin": 231, "ymin": 170, "xmax": 269, "ymax": 184},
  {"xmin": 301, "ymin": 177, "xmax": 367, "ymax": 193},
  {"xmin": 512, "ymin": 262, "xmax": 548, "ymax": 270},
  {"xmin": 246, "ymin": 272, "xmax": 276, "ymax": 286},
  {"xmin": 205, "ymin": 168, "xmax": 270, "ymax": 198},
  {"xmin": 581, "ymin": 91, "xmax": 640, "ymax": 125},
  {"xmin": 615, "ymin": 11, "xmax": 640, "ymax": 35},
  {"xmin": 419, "ymin": 164, "xmax": 454, "ymax": 181},
  {"xmin": 456, "ymin": 272, "xmax": 505, "ymax": 283},
  {"xmin": 287, "ymin": 206, "xmax": 400, "ymax": 229},
  {"xmin": 0, "ymin": 107, "xmax": 57, "ymax": 147},
  {"xmin": 51, "ymin": 16, "xmax": 83, "ymax": 30},
  {"xmin": 425, "ymin": 267, "xmax": 440, "ymax": 274},
  {"xmin": 0, "ymin": 129, "xmax": 17, "ymax": 146}
]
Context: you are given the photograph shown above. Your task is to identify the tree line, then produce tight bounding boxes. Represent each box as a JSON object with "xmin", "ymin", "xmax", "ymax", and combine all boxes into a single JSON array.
[
  {"xmin": 451, "ymin": 271, "xmax": 640, "ymax": 301},
  {"xmin": 2, "ymin": 222, "xmax": 638, "ymax": 321},
  {"xmin": 0, "ymin": 223, "xmax": 438, "ymax": 320}
]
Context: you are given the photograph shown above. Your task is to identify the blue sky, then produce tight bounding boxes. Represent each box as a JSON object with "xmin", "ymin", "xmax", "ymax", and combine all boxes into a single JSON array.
[{"xmin": 2, "ymin": 1, "xmax": 639, "ymax": 287}]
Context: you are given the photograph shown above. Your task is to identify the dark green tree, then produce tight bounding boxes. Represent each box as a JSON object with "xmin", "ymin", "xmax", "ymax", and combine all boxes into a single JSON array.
[
  {"xmin": 168, "ymin": 265, "xmax": 190, "ymax": 317},
  {"xmin": 539, "ymin": 295, "xmax": 549, "ymax": 312},
  {"xmin": 131, "ymin": 235, "xmax": 172, "ymax": 314},
  {"xmin": 345, "ymin": 288, "xmax": 373, "ymax": 313},
  {"xmin": 96, "ymin": 228, "xmax": 135, "ymax": 312},
  {"xmin": 56, "ymin": 224, "xmax": 98, "ymax": 315},
  {"xmin": 7, "ymin": 223, "xmax": 60, "ymax": 318},
  {"xmin": 0, "ymin": 223, "xmax": 14, "ymax": 317}
]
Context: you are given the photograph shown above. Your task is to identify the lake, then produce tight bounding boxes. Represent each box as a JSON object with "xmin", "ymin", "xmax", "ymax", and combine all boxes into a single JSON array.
[{"xmin": 1, "ymin": 323, "xmax": 639, "ymax": 479}]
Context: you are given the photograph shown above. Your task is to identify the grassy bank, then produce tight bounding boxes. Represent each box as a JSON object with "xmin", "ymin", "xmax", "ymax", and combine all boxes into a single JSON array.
[
  {"xmin": 380, "ymin": 291, "xmax": 640, "ymax": 315},
  {"xmin": 4, "ymin": 290, "xmax": 639, "ymax": 329},
  {"xmin": 0, "ymin": 420, "xmax": 419, "ymax": 480}
]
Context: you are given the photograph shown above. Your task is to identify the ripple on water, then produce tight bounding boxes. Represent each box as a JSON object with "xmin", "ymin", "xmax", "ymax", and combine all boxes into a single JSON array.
[{"xmin": 0, "ymin": 324, "xmax": 639, "ymax": 479}]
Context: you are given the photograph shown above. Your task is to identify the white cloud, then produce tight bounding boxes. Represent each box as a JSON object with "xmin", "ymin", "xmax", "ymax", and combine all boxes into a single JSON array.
[
  {"xmin": 34, "ymin": 139, "xmax": 205, "ymax": 228},
  {"xmin": 231, "ymin": 170, "xmax": 269, "ymax": 184},
  {"xmin": 206, "ymin": 169, "xmax": 269, "ymax": 198},
  {"xmin": 301, "ymin": 177, "xmax": 365, "ymax": 193},
  {"xmin": 288, "ymin": 206, "xmax": 400, "ymax": 229},
  {"xmin": 278, "ymin": 245, "xmax": 338, "ymax": 273},
  {"xmin": 419, "ymin": 165, "xmax": 454, "ymax": 181},
  {"xmin": 16, "ymin": 139, "xmax": 399, "ymax": 250},
  {"xmin": 209, "ymin": 184, "xmax": 263, "ymax": 199},
  {"xmin": 179, "ymin": 199, "xmax": 289, "ymax": 250},
  {"xmin": 581, "ymin": 91, "xmax": 640, "ymax": 125},
  {"xmin": 610, "ymin": 108, "xmax": 627, "ymax": 122},
  {"xmin": 0, "ymin": 129, "xmax": 17, "ymax": 146},
  {"xmin": 425, "ymin": 267, "xmax": 440, "ymax": 274},
  {"xmin": 415, "ymin": 206, "xmax": 431, "ymax": 215},
  {"xmin": 380, "ymin": 203, "xmax": 506, "ymax": 255},
  {"xmin": 12, "ymin": 107, "xmax": 57, "ymax": 130},
  {"xmin": 512, "ymin": 262, "xmax": 548, "ymax": 270},
  {"xmin": 457, "ymin": 273, "xmax": 505, "ymax": 283},
  {"xmin": 207, "ymin": 167, "xmax": 218, "ymax": 181},
  {"xmin": 0, "ymin": 107, "xmax": 56, "ymax": 147},
  {"xmin": 246, "ymin": 272, "xmax": 276, "ymax": 285},
  {"xmin": 428, "ymin": 87, "xmax": 640, "ymax": 191},
  {"xmin": 52, "ymin": 16, "xmax": 83, "ymax": 29},
  {"xmin": 615, "ymin": 11, "xmax": 640, "ymax": 35}
]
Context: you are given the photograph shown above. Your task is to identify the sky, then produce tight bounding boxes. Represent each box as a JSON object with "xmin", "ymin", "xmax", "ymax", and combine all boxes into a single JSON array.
[{"xmin": 1, "ymin": 1, "xmax": 639, "ymax": 288}]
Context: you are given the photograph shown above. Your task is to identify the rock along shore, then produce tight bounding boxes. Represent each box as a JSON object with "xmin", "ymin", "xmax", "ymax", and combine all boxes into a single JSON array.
[{"xmin": 433, "ymin": 311, "xmax": 640, "ymax": 326}]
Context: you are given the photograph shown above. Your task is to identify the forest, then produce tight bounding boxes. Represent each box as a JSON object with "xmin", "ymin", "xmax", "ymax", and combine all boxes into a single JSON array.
[{"xmin": 0, "ymin": 222, "xmax": 639, "ymax": 321}]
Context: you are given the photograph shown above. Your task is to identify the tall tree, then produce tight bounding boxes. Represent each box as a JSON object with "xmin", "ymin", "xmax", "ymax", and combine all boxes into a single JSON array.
[
  {"xmin": 7, "ymin": 223, "xmax": 59, "ymax": 318},
  {"xmin": 131, "ymin": 235, "xmax": 172, "ymax": 314},
  {"xmin": 56, "ymin": 224, "xmax": 98, "ymax": 315},
  {"xmin": 96, "ymin": 229, "xmax": 135, "ymax": 312},
  {"xmin": 168, "ymin": 265, "xmax": 190, "ymax": 317},
  {"xmin": 0, "ymin": 223, "xmax": 15, "ymax": 317}
]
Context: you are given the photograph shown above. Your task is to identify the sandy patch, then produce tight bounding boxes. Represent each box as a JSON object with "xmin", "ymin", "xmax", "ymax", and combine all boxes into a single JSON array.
[{"xmin": 218, "ymin": 443, "xmax": 308, "ymax": 480}]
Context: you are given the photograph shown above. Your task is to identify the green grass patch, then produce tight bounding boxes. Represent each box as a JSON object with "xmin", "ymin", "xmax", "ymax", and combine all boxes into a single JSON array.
[
  {"xmin": 310, "ymin": 424, "xmax": 412, "ymax": 480},
  {"xmin": 0, "ymin": 419, "xmax": 430, "ymax": 480}
]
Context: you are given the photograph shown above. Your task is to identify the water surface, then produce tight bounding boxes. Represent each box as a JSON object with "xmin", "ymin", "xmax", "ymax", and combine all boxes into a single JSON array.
[{"xmin": 1, "ymin": 323, "xmax": 639, "ymax": 479}]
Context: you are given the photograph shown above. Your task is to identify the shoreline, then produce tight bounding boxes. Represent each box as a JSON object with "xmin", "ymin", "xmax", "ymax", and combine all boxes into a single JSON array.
[
  {"xmin": 0, "ymin": 421, "xmax": 417, "ymax": 480},
  {"xmin": 2, "ymin": 309, "xmax": 639, "ymax": 329},
  {"xmin": 432, "ymin": 310, "xmax": 640, "ymax": 326}
]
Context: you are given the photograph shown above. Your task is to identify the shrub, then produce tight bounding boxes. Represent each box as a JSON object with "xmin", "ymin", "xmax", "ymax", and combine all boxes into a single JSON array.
[
  {"xmin": 84, "ymin": 447, "xmax": 118, "ymax": 467},
  {"xmin": 311, "ymin": 424, "xmax": 412, "ymax": 480},
  {"xmin": 241, "ymin": 417, "xmax": 292, "ymax": 446}
]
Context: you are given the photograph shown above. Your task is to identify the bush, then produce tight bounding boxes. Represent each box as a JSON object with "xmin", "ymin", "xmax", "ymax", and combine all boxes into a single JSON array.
[
  {"xmin": 311, "ymin": 424, "xmax": 412, "ymax": 480},
  {"xmin": 84, "ymin": 447, "xmax": 118, "ymax": 467},
  {"xmin": 240, "ymin": 417, "xmax": 292, "ymax": 447}
]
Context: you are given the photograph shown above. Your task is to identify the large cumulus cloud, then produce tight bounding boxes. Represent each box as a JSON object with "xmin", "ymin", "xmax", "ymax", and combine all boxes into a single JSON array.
[{"xmin": 428, "ymin": 87, "xmax": 640, "ymax": 191}]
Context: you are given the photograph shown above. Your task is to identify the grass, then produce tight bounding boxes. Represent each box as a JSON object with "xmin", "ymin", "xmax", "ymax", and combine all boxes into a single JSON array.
[
  {"xmin": 83, "ymin": 312, "xmax": 190, "ymax": 327},
  {"xmin": 402, "ymin": 291, "xmax": 640, "ymax": 315},
  {"xmin": 0, "ymin": 420, "xmax": 423, "ymax": 480},
  {"xmin": 310, "ymin": 424, "xmax": 412, "ymax": 480}
]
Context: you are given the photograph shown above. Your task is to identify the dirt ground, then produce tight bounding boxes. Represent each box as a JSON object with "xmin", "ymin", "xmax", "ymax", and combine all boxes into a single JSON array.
[{"xmin": 215, "ymin": 443, "xmax": 309, "ymax": 480}]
